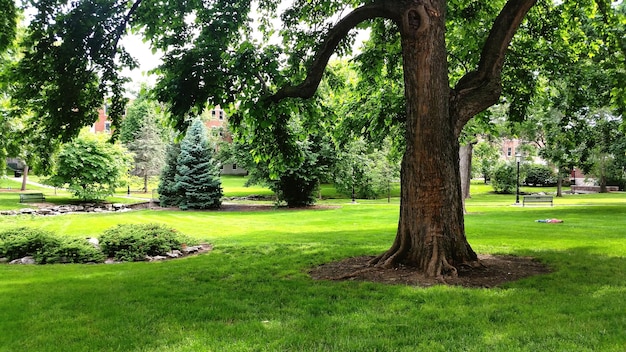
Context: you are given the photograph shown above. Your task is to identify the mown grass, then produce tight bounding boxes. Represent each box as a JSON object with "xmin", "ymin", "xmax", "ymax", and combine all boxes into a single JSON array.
[{"xmin": 0, "ymin": 179, "xmax": 625, "ymax": 351}]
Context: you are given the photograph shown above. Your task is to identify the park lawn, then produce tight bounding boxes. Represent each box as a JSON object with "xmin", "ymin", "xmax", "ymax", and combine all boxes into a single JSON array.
[{"xmin": 0, "ymin": 189, "xmax": 625, "ymax": 351}]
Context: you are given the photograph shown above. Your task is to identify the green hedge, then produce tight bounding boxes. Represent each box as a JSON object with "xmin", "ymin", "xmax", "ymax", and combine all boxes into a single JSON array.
[{"xmin": 0, "ymin": 224, "xmax": 196, "ymax": 264}]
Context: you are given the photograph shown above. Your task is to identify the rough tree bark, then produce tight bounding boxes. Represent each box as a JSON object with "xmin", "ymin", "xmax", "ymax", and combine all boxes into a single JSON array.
[
  {"xmin": 270, "ymin": 0, "xmax": 536, "ymax": 278},
  {"xmin": 367, "ymin": 0, "xmax": 476, "ymax": 277}
]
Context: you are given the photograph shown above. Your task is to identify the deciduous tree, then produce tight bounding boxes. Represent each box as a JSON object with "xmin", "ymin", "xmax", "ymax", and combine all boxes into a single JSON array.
[{"xmin": 48, "ymin": 133, "xmax": 132, "ymax": 201}]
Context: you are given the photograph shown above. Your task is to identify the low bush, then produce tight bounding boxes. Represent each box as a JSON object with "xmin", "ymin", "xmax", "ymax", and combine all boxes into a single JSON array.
[
  {"xmin": 524, "ymin": 164, "xmax": 556, "ymax": 186},
  {"xmin": 491, "ymin": 162, "xmax": 518, "ymax": 194},
  {"xmin": 99, "ymin": 223, "xmax": 194, "ymax": 261},
  {"xmin": 0, "ymin": 227, "xmax": 103, "ymax": 264}
]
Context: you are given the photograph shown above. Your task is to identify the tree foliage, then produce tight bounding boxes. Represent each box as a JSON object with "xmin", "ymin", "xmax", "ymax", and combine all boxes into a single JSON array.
[
  {"xmin": 127, "ymin": 116, "xmax": 166, "ymax": 193},
  {"xmin": 0, "ymin": 0, "xmax": 17, "ymax": 53},
  {"xmin": 334, "ymin": 138, "xmax": 400, "ymax": 199},
  {"xmin": 48, "ymin": 133, "xmax": 132, "ymax": 201}
]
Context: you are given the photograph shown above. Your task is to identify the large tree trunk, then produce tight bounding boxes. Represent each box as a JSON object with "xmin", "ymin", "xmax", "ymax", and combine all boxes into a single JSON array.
[
  {"xmin": 369, "ymin": 1, "xmax": 478, "ymax": 277},
  {"xmin": 268, "ymin": 0, "xmax": 536, "ymax": 278}
]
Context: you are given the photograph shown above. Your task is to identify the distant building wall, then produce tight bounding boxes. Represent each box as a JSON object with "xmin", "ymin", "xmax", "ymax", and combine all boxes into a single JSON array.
[{"xmin": 91, "ymin": 106, "xmax": 112, "ymax": 134}]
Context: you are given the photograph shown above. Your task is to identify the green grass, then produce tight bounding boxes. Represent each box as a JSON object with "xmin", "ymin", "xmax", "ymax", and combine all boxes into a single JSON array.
[{"xmin": 0, "ymin": 180, "xmax": 625, "ymax": 351}]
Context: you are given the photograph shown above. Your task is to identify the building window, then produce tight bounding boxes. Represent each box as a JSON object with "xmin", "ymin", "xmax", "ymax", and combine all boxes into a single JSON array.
[
  {"xmin": 211, "ymin": 110, "xmax": 216, "ymax": 117},
  {"xmin": 233, "ymin": 164, "xmax": 237, "ymax": 170},
  {"xmin": 219, "ymin": 111, "xmax": 224, "ymax": 120},
  {"xmin": 507, "ymin": 147, "xmax": 512, "ymax": 157},
  {"xmin": 104, "ymin": 121, "xmax": 111, "ymax": 133}
]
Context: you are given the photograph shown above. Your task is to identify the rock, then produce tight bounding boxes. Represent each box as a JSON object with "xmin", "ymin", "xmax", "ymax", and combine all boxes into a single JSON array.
[
  {"xmin": 0, "ymin": 257, "xmax": 8, "ymax": 263},
  {"xmin": 105, "ymin": 258, "xmax": 121, "ymax": 264},
  {"xmin": 166, "ymin": 250, "xmax": 183, "ymax": 258},
  {"xmin": 38, "ymin": 208, "xmax": 52, "ymax": 215},
  {"xmin": 87, "ymin": 237, "xmax": 100, "ymax": 249},
  {"xmin": 19, "ymin": 208, "xmax": 35, "ymax": 214},
  {"xmin": 10, "ymin": 256, "xmax": 36, "ymax": 264},
  {"xmin": 182, "ymin": 246, "xmax": 200, "ymax": 254},
  {"xmin": 149, "ymin": 255, "xmax": 167, "ymax": 261}
]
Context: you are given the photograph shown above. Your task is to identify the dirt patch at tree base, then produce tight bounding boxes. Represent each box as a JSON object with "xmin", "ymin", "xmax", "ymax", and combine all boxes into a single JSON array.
[{"xmin": 309, "ymin": 254, "xmax": 551, "ymax": 288}]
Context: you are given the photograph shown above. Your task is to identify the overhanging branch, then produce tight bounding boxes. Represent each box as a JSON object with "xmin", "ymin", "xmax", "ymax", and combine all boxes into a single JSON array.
[
  {"xmin": 452, "ymin": 0, "xmax": 537, "ymax": 136},
  {"xmin": 268, "ymin": 1, "xmax": 398, "ymax": 103},
  {"xmin": 111, "ymin": 0, "xmax": 144, "ymax": 58}
]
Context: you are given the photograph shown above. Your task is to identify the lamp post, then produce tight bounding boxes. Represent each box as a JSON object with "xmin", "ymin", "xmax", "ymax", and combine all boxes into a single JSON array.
[
  {"xmin": 515, "ymin": 153, "xmax": 521, "ymax": 204},
  {"xmin": 351, "ymin": 167, "xmax": 356, "ymax": 204}
]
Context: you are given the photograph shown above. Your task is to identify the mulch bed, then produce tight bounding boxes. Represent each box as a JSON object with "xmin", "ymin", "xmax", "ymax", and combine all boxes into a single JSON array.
[{"xmin": 309, "ymin": 254, "xmax": 552, "ymax": 288}]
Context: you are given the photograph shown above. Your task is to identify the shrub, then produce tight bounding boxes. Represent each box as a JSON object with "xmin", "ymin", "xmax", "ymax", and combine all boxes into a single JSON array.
[
  {"xmin": 0, "ymin": 228, "xmax": 103, "ymax": 264},
  {"xmin": 56, "ymin": 238, "xmax": 105, "ymax": 264},
  {"xmin": 99, "ymin": 224, "xmax": 194, "ymax": 261},
  {"xmin": 525, "ymin": 164, "xmax": 556, "ymax": 186},
  {"xmin": 0, "ymin": 227, "xmax": 61, "ymax": 263},
  {"xmin": 491, "ymin": 162, "xmax": 518, "ymax": 194}
]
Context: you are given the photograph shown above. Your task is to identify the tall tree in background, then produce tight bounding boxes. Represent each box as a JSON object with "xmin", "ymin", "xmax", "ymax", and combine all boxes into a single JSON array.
[
  {"xmin": 127, "ymin": 116, "xmax": 166, "ymax": 193},
  {"xmin": 174, "ymin": 119, "xmax": 222, "ymax": 210}
]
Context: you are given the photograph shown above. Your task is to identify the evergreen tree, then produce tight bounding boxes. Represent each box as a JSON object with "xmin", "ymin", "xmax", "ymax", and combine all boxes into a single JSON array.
[
  {"xmin": 127, "ymin": 116, "xmax": 166, "ymax": 193},
  {"xmin": 175, "ymin": 119, "xmax": 222, "ymax": 210},
  {"xmin": 157, "ymin": 143, "xmax": 182, "ymax": 207}
]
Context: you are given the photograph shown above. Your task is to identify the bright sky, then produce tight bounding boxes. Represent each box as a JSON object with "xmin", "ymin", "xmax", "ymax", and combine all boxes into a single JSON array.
[{"xmin": 120, "ymin": 34, "xmax": 162, "ymax": 96}]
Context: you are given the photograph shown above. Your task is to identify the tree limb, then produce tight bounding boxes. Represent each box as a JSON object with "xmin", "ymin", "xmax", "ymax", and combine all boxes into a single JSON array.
[
  {"xmin": 111, "ymin": 0, "xmax": 144, "ymax": 58},
  {"xmin": 451, "ymin": 0, "xmax": 537, "ymax": 136},
  {"xmin": 268, "ymin": 1, "xmax": 398, "ymax": 103}
]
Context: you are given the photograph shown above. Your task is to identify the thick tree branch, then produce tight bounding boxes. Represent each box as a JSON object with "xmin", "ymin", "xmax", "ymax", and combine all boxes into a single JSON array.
[
  {"xmin": 451, "ymin": 0, "xmax": 537, "ymax": 136},
  {"xmin": 111, "ymin": 0, "xmax": 143, "ymax": 57},
  {"xmin": 268, "ymin": 1, "xmax": 398, "ymax": 103}
]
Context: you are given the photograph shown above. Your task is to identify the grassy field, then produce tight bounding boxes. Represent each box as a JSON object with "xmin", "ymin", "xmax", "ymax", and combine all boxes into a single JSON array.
[{"xmin": 0, "ymin": 178, "xmax": 625, "ymax": 351}]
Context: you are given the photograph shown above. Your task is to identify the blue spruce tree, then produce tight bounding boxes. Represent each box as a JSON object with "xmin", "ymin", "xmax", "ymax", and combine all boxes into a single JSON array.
[
  {"xmin": 157, "ymin": 143, "xmax": 183, "ymax": 207},
  {"xmin": 175, "ymin": 119, "xmax": 223, "ymax": 210}
]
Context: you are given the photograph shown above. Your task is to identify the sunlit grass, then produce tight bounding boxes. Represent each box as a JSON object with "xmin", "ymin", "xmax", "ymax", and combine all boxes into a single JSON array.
[{"xmin": 1, "ymin": 177, "xmax": 625, "ymax": 351}]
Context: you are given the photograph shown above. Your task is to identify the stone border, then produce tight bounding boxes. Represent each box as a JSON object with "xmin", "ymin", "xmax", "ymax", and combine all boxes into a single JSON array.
[{"xmin": 0, "ymin": 202, "xmax": 151, "ymax": 216}]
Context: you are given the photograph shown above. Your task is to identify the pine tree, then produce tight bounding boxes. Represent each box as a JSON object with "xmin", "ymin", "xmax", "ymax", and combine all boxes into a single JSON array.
[
  {"xmin": 175, "ymin": 119, "xmax": 222, "ymax": 210},
  {"xmin": 128, "ymin": 117, "xmax": 166, "ymax": 193},
  {"xmin": 157, "ymin": 143, "xmax": 183, "ymax": 207}
]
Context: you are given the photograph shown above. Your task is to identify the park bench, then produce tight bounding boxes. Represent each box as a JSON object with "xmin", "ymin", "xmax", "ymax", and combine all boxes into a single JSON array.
[
  {"xmin": 19, "ymin": 193, "xmax": 45, "ymax": 203},
  {"xmin": 523, "ymin": 195, "xmax": 553, "ymax": 207}
]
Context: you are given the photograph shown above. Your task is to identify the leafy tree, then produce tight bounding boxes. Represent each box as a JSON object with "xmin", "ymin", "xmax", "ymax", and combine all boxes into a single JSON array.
[
  {"xmin": 0, "ymin": 0, "xmax": 16, "ymax": 53},
  {"xmin": 157, "ymin": 143, "xmax": 182, "ymax": 207},
  {"xmin": 226, "ymin": 128, "xmax": 336, "ymax": 207},
  {"xmin": 579, "ymin": 110, "xmax": 626, "ymax": 192},
  {"xmin": 119, "ymin": 91, "xmax": 170, "ymax": 144},
  {"xmin": 472, "ymin": 141, "xmax": 501, "ymax": 183},
  {"xmin": 48, "ymin": 133, "xmax": 132, "ymax": 201},
  {"xmin": 127, "ymin": 116, "xmax": 166, "ymax": 193},
  {"xmin": 12, "ymin": 0, "xmax": 624, "ymax": 277},
  {"xmin": 174, "ymin": 119, "xmax": 222, "ymax": 210},
  {"xmin": 491, "ymin": 162, "xmax": 518, "ymax": 194},
  {"xmin": 334, "ymin": 138, "xmax": 400, "ymax": 200}
]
